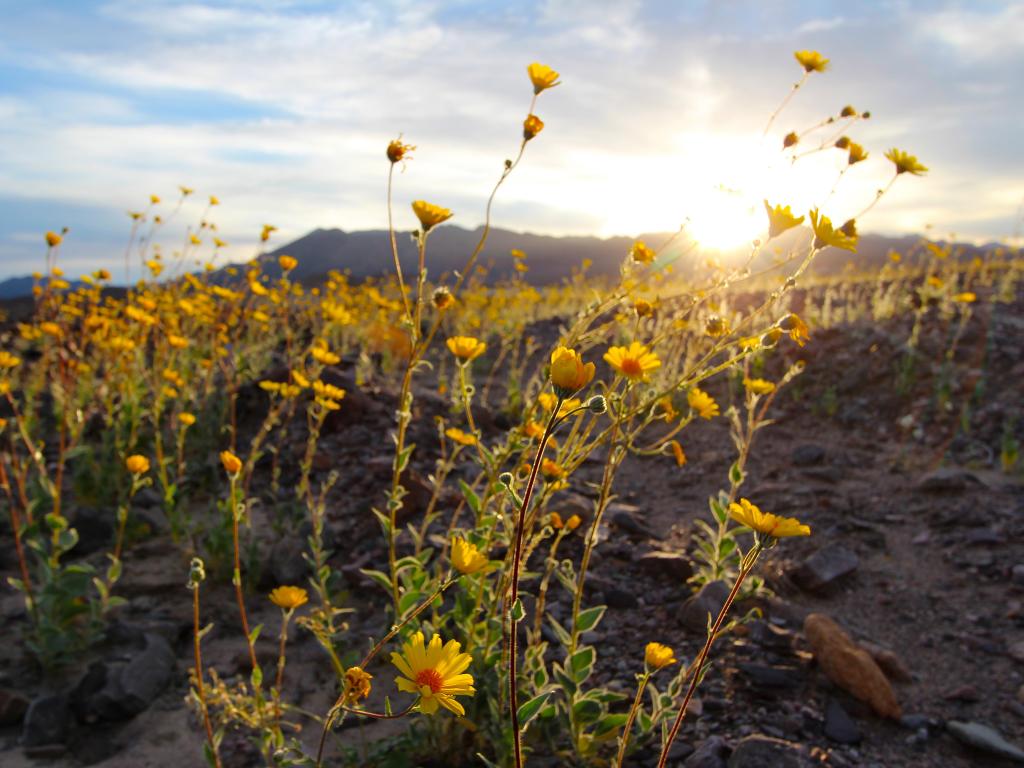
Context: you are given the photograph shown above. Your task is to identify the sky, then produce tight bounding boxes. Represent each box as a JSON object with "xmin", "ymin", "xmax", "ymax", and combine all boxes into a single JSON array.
[{"xmin": 0, "ymin": 0, "xmax": 1022, "ymax": 280}]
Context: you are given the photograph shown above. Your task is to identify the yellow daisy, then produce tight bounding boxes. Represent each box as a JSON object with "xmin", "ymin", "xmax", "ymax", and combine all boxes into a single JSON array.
[
  {"xmin": 604, "ymin": 342, "xmax": 661, "ymax": 381},
  {"xmin": 728, "ymin": 498, "xmax": 810, "ymax": 538},
  {"xmin": 391, "ymin": 632, "xmax": 475, "ymax": 716}
]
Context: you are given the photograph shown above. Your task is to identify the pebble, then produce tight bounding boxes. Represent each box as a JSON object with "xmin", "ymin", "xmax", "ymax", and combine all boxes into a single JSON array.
[
  {"xmin": 22, "ymin": 694, "xmax": 69, "ymax": 747},
  {"xmin": 680, "ymin": 581, "xmax": 731, "ymax": 632},
  {"xmin": 946, "ymin": 720, "xmax": 1024, "ymax": 762},
  {"xmin": 790, "ymin": 544, "xmax": 859, "ymax": 592},
  {"xmin": 823, "ymin": 698, "xmax": 862, "ymax": 744},
  {"xmin": 727, "ymin": 734, "xmax": 813, "ymax": 767}
]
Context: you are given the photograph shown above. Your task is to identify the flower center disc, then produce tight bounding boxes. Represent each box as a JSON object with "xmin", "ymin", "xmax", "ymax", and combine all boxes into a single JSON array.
[
  {"xmin": 416, "ymin": 668, "xmax": 444, "ymax": 693},
  {"xmin": 620, "ymin": 358, "xmax": 643, "ymax": 378}
]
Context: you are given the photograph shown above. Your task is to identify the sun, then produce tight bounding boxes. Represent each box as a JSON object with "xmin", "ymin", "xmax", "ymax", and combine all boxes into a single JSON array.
[{"xmin": 685, "ymin": 185, "xmax": 765, "ymax": 252}]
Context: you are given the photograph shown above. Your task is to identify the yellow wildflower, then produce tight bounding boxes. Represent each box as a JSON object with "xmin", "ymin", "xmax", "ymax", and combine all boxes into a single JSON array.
[
  {"xmin": 527, "ymin": 62, "xmax": 560, "ymax": 94},
  {"xmin": 885, "ymin": 148, "xmax": 928, "ymax": 176},
  {"xmin": 764, "ymin": 202, "xmax": 804, "ymax": 240},
  {"xmin": 179, "ymin": 413, "xmax": 196, "ymax": 427},
  {"xmin": 794, "ymin": 50, "xmax": 829, "ymax": 73},
  {"xmin": 220, "ymin": 450, "xmax": 243, "ymax": 475},
  {"xmin": 432, "ymin": 287, "xmax": 455, "ymax": 310},
  {"xmin": 387, "ymin": 138, "xmax": 415, "ymax": 164},
  {"xmin": 279, "ymin": 255, "xmax": 298, "ymax": 272},
  {"xmin": 412, "ymin": 201, "xmax": 454, "ymax": 232},
  {"xmin": 743, "ymin": 377, "xmax": 776, "ymax": 395},
  {"xmin": 125, "ymin": 455, "xmax": 150, "ymax": 475},
  {"xmin": 451, "ymin": 537, "xmax": 489, "ymax": 575},
  {"xmin": 688, "ymin": 387, "xmax": 719, "ymax": 419},
  {"xmin": 629, "ymin": 240, "xmax": 655, "ymax": 264},
  {"xmin": 445, "ymin": 428, "xmax": 477, "ymax": 447},
  {"xmin": 645, "ymin": 642, "xmax": 677, "ymax": 671},
  {"xmin": 523, "ymin": 114, "xmax": 544, "ymax": 140},
  {"xmin": 447, "ymin": 336, "xmax": 487, "ymax": 361},
  {"xmin": 809, "ymin": 209, "xmax": 858, "ymax": 252},
  {"xmin": 670, "ymin": 441, "xmax": 687, "ymax": 467},
  {"xmin": 45, "ymin": 231, "xmax": 63, "ymax": 247},
  {"xmin": 269, "ymin": 585, "xmax": 309, "ymax": 610},
  {"xmin": 728, "ymin": 498, "xmax": 810, "ymax": 538},
  {"xmin": 603, "ymin": 341, "xmax": 661, "ymax": 381},
  {"xmin": 343, "ymin": 666, "xmax": 373, "ymax": 704},
  {"xmin": 391, "ymin": 632, "xmax": 475, "ymax": 716},
  {"xmin": 549, "ymin": 346, "xmax": 595, "ymax": 397},
  {"xmin": 0, "ymin": 351, "xmax": 21, "ymax": 369},
  {"xmin": 953, "ymin": 292, "xmax": 976, "ymax": 303},
  {"xmin": 847, "ymin": 142, "xmax": 868, "ymax": 165}
]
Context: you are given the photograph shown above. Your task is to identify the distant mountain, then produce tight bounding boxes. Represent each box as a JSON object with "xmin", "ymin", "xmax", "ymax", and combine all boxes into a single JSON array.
[{"xmin": 0, "ymin": 226, "xmax": 1007, "ymax": 300}]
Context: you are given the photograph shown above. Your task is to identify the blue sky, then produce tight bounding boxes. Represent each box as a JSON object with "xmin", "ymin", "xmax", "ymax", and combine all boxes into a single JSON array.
[{"xmin": 1, "ymin": 0, "xmax": 1022, "ymax": 280}]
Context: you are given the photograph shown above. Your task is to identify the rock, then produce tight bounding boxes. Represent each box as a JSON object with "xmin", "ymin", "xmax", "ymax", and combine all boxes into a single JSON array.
[
  {"xmin": 790, "ymin": 544, "xmax": 859, "ymax": 592},
  {"xmin": 916, "ymin": 467, "xmax": 977, "ymax": 493},
  {"xmin": 1013, "ymin": 564, "xmax": 1024, "ymax": 587},
  {"xmin": 637, "ymin": 550, "xmax": 694, "ymax": 582},
  {"xmin": 727, "ymin": 735, "xmax": 812, "ymax": 767},
  {"xmin": 665, "ymin": 739, "xmax": 695, "ymax": 762},
  {"xmin": 824, "ymin": 698, "xmax": 862, "ymax": 744},
  {"xmin": 0, "ymin": 688, "xmax": 29, "ymax": 726},
  {"xmin": 943, "ymin": 684, "xmax": 981, "ymax": 703},
  {"xmin": 803, "ymin": 613, "xmax": 901, "ymax": 719},
  {"xmin": 73, "ymin": 634, "xmax": 175, "ymax": 722},
  {"xmin": 22, "ymin": 694, "xmax": 70, "ymax": 747},
  {"xmin": 608, "ymin": 503, "xmax": 651, "ymax": 537},
  {"xmin": 861, "ymin": 643, "xmax": 912, "ymax": 683},
  {"xmin": 791, "ymin": 444, "xmax": 826, "ymax": 467},
  {"xmin": 684, "ymin": 735, "xmax": 729, "ymax": 767},
  {"xmin": 604, "ymin": 586, "xmax": 638, "ymax": 610},
  {"xmin": 736, "ymin": 663, "xmax": 803, "ymax": 691},
  {"xmin": 947, "ymin": 720, "xmax": 1024, "ymax": 763},
  {"xmin": 680, "ymin": 580, "xmax": 731, "ymax": 632},
  {"xmin": 119, "ymin": 634, "xmax": 175, "ymax": 714}
]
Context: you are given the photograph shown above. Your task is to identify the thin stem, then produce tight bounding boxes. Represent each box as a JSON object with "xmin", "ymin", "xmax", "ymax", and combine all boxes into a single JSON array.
[
  {"xmin": 616, "ymin": 671, "xmax": 651, "ymax": 768},
  {"xmin": 229, "ymin": 473, "xmax": 259, "ymax": 674},
  {"xmin": 656, "ymin": 544, "xmax": 763, "ymax": 768},
  {"xmin": 507, "ymin": 396, "xmax": 561, "ymax": 768},
  {"xmin": 192, "ymin": 586, "xmax": 222, "ymax": 768}
]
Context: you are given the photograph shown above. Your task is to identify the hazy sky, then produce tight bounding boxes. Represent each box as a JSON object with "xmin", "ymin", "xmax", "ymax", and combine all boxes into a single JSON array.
[{"xmin": 1, "ymin": 0, "xmax": 1022, "ymax": 280}]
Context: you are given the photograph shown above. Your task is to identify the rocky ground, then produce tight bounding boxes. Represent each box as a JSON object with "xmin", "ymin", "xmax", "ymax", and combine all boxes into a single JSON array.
[{"xmin": 1, "ymin": 291, "xmax": 1023, "ymax": 767}]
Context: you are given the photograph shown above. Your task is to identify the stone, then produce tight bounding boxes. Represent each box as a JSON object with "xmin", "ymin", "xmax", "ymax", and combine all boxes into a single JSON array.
[
  {"xmin": 861, "ymin": 643, "xmax": 912, "ymax": 683},
  {"xmin": 680, "ymin": 580, "xmax": 731, "ymax": 632},
  {"xmin": 947, "ymin": 721, "xmax": 1024, "ymax": 763},
  {"xmin": 790, "ymin": 543, "xmax": 859, "ymax": 592},
  {"xmin": 604, "ymin": 586, "xmax": 638, "ymax": 610},
  {"xmin": 736, "ymin": 663, "xmax": 803, "ymax": 691},
  {"xmin": 727, "ymin": 735, "xmax": 812, "ymax": 767},
  {"xmin": 22, "ymin": 694, "xmax": 70, "ymax": 747},
  {"xmin": 803, "ymin": 613, "xmax": 901, "ymax": 719},
  {"xmin": 608, "ymin": 503, "xmax": 651, "ymax": 537},
  {"xmin": 824, "ymin": 698, "xmax": 862, "ymax": 744},
  {"xmin": 637, "ymin": 550, "xmax": 694, "ymax": 582},
  {"xmin": 791, "ymin": 444, "xmax": 826, "ymax": 467},
  {"xmin": 1012, "ymin": 564, "xmax": 1024, "ymax": 587},
  {"xmin": 915, "ymin": 467, "xmax": 977, "ymax": 493},
  {"xmin": 73, "ymin": 634, "xmax": 175, "ymax": 722},
  {"xmin": 684, "ymin": 735, "xmax": 729, "ymax": 768}
]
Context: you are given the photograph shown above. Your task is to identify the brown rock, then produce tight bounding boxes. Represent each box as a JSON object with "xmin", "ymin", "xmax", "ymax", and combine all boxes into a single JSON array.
[{"xmin": 803, "ymin": 613, "xmax": 901, "ymax": 719}]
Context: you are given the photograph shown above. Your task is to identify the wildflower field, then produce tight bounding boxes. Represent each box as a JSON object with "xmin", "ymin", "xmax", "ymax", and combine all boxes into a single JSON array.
[{"xmin": 1, "ymin": 50, "xmax": 1023, "ymax": 768}]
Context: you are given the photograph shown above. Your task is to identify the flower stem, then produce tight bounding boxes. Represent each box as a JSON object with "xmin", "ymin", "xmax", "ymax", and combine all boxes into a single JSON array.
[
  {"xmin": 616, "ymin": 671, "xmax": 651, "ymax": 768},
  {"xmin": 508, "ymin": 396, "xmax": 561, "ymax": 768},
  {"xmin": 656, "ymin": 544, "xmax": 762, "ymax": 768},
  {"xmin": 192, "ymin": 584, "xmax": 221, "ymax": 768}
]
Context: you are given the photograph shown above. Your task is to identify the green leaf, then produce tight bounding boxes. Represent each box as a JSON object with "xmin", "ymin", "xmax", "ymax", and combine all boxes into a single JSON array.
[
  {"xmin": 398, "ymin": 590, "xmax": 423, "ymax": 617},
  {"xmin": 547, "ymin": 616, "xmax": 571, "ymax": 646},
  {"xmin": 572, "ymin": 697, "xmax": 602, "ymax": 723},
  {"xmin": 516, "ymin": 691, "xmax": 551, "ymax": 729},
  {"xmin": 575, "ymin": 605, "xmax": 606, "ymax": 634},
  {"xmin": 360, "ymin": 568, "xmax": 393, "ymax": 594},
  {"xmin": 729, "ymin": 460, "xmax": 744, "ymax": 487},
  {"xmin": 459, "ymin": 480, "xmax": 481, "ymax": 516},
  {"xmin": 510, "ymin": 598, "xmax": 525, "ymax": 623},
  {"xmin": 248, "ymin": 624, "xmax": 263, "ymax": 645},
  {"xmin": 569, "ymin": 646, "xmax": 595, "ymax": 683},
  {"xmin": 595, "ymin": 713, "xmax": 630, "ymax": 736},
  {"xmin": 250, "ymin": 665, "xmax": 263, "ymax": 689}
]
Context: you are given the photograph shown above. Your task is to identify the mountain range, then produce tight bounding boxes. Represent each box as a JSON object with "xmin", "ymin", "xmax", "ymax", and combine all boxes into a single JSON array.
[{"xmin": 0, "ymin": 225, "xmax": 1002, "ymax": 299}]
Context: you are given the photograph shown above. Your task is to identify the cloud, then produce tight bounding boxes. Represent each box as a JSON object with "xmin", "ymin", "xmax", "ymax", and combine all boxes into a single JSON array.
[{"xmin": 0, "ymin": 1, "xmax": 1021, "ymax": 279}]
